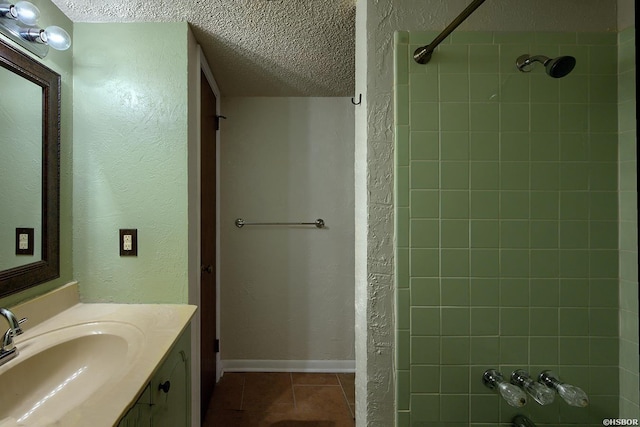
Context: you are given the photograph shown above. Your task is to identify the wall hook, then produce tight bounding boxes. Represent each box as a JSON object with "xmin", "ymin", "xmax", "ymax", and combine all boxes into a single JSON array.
[
  {"xmin": 351, "ymin": 94, "xmax": 362, "ymax": 105},
  {"xmin": 214, "ymin": 115, "xmax": 227, "ymax": 131}
]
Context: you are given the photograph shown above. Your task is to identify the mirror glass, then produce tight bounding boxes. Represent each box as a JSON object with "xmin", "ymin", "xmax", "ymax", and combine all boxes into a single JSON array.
[
  {"xmin": 0, "ymin": 38, "xmax": 60, "ymax": 297},
  {"xmin": 0, "ymin": 67, "xmax": 43, "ymax": 270}
]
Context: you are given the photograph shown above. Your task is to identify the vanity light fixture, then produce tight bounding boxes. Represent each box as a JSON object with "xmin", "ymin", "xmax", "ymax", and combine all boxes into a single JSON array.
[{"xmin": 0, "ymin": 1, "xmax": 70, "ymax": 57}]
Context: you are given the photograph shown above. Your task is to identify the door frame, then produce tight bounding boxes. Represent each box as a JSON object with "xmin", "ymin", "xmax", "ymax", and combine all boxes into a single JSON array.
[
  {"xmin": 188, "ymin": 45, "xmax": 221, "ymax": 427},
  {"xmin": 199, "ymin": 48, "xmax": 222, "ymax": 385}
]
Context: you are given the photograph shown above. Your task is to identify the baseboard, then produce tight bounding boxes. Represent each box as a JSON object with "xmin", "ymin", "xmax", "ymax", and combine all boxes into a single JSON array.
[{"xmin": 222, "ymin": 359, "xmax": 356, "ymax": 373}]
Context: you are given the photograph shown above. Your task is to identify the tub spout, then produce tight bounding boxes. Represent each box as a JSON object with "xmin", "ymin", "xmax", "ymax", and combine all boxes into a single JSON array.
[{"xmin": 513, "ymin": 415, "xmax": 537, "ymax": 427}]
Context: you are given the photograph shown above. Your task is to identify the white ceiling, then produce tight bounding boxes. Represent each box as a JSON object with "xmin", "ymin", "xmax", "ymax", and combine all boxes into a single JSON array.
[{"xmin": 52, "ymin": 0, "xmax": 356, "ymax": 97}]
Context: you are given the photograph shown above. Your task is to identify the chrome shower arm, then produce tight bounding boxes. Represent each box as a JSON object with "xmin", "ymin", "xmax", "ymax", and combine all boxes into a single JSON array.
[{"xmin": 414, "ymin": 0, "xmax": 487, "ymax": 64}]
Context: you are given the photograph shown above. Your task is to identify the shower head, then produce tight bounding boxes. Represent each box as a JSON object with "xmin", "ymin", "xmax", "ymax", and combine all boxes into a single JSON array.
[{"xmin": 516, "ymin": 54, "xmax": 576, "ymax": 78}]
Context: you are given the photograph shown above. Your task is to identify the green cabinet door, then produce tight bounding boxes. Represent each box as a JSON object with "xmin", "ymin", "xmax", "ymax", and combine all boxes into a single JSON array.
[
  {"xmin": 118, "ymin": 326, "xmax": 191, "ymax": 427},
  {"xmin": 151, "ymin": 327, "xmax": 191, "ymax": 427},
  {"xmin": 117, "ymin": 384, "xmax": 152, "ymax": 427}
]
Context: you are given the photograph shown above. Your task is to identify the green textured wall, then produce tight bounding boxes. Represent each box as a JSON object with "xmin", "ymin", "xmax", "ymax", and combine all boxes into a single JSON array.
[
  {"xmin": 72, "ymin": 23, "xmax": 190, "ymax": 303},
  {"xmin": 0, "ymin": 74, "xmax": 42, "ymax": 270},
  {"xmin": 618, "ymin": 26, "xmax": 638, "ymax": 417},
  {"xmin": 395, "ymin": 31, "xmax": 620, "ymax": 426}
]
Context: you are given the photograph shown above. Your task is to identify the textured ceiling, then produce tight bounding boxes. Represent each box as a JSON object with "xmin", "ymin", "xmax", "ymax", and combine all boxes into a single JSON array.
[{"xmin": 51, "ymin": 0, "xmax": 356, "ymax": 96}]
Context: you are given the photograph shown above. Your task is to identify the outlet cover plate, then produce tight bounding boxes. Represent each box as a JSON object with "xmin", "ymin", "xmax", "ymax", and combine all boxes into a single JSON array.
[
  {"xmin": 15, "ymin": 228, "xmax": 35, "ymax": 255},
  {"xmin": 119, "ymin": 229, "xmax": 138, "ymax": 256}
]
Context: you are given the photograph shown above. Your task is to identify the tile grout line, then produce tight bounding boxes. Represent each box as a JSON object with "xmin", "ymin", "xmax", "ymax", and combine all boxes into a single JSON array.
[
  {"xmin": 239, "ymin": 373, "xmax": 246, "ymax": 411},
  {"xmin": 290, "ymin": 372, "xmax": 298, "ymax": 410},
  {"xmin": 337, "ymin": 374, "xmax": 356, "ymax": 419},
  {"xmin": 294, "ymin": 384, "xmax": 343, "ymax": 387}
]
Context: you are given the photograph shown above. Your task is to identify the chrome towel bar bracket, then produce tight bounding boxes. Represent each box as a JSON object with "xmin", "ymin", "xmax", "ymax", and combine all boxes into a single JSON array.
[{"xmin": 235, "ymin": 218, "xmax": 325, "ymax": 229}]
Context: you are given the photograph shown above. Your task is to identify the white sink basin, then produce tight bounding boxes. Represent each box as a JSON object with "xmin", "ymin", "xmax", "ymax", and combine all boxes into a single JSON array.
[
  {"xmin": 0, "ymin": 322, "xmax": 144, "ymax": 426},
  {"xmin": 0, "ymin": 293, "xmax": 196, "ymax": 427}
]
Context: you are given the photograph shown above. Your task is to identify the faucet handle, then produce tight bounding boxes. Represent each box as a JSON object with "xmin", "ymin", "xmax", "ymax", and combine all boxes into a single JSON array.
[
  {"xmin": 0, "ymin": 308, "xmax": 25, "ymax": 331},
  {"xmin": 538, "ymin": 370, "xmax": 589, "ymax": 407},
  {"xmin": 15, "ymin": 317, "xmax": 27, "ymax": 335},
  {"xmin": 511, "ymin": 369, "xmax": 555, "ymax": 405},
  {"xmin": 1, "ymin": 318, "xmax": 27, "ymax": 350},
  {"xmin": 483, "ymin": 369, "xmax": 528, "ymax": 407}
]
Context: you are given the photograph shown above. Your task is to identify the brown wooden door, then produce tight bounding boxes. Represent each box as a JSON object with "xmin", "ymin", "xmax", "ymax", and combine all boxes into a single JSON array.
[{"xmin": 200, "ymin": 70, "xmax": 217, "ymax": 419}]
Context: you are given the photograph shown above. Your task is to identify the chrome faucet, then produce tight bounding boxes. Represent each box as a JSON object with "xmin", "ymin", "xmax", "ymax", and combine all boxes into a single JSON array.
[{"xmin": 0, "ymin": 307, "xmax": 27, "ymax": 366}]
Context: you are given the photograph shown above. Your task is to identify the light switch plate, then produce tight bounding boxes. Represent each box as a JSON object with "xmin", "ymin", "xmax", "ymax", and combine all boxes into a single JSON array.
[
  {"xmin": 15, "ymin": 227, "xmax": 34, "ymax": 255},
  {"xmin": 119, "ymin": 229, "xmax": 138, "ymax": 256}
]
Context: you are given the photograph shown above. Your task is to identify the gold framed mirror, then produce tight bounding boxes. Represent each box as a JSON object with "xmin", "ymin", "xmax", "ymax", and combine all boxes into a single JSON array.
[{"xmin": 0, "ymin": 37, "xmax": 60, "ymax": 297}]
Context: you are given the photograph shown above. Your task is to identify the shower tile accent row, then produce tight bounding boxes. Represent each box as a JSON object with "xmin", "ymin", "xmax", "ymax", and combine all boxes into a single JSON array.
[
  {"xmin": 394, "ymin": 31, "xmax": 623, "ymax": 426},
  {"xmin": 617, "ymin": 25, "xmax": 638, "ymax": 418}
]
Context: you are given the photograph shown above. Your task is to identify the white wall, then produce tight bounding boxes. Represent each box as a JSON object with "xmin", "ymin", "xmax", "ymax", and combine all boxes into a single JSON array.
[
  {"xmin": 356, "ymin": 1, "xmax": 619, "ymax": 425},
  {"xmin": 220, "ymin": 97, "xmax": 355, "ymax": 368},
  {"xmin": 354, "ymin": 0, "xmax": 371, "ymax": 424},
  {"xmin": 618, "ymin": 0, "xmax": 635, "ymax": 30}
]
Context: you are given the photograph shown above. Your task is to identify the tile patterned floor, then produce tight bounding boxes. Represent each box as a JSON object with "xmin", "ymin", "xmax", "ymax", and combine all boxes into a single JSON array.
[{"xmin": 203, "ymin": 372, "xmax": 356, "ymax": 427}]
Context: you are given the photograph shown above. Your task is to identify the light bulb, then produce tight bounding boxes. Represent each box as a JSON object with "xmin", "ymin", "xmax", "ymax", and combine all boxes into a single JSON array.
[
  {"xmin": 497, "ymin": 382, "xmax": 527, "ymax": 407},
  {"xmin": 43, "ymin": 25, "xmax": 70, "ymax": 50},
  {"xmin": 556, "ymin": 383, "xmax": 589, "ymax": 407},
  {"xmin": 12, "ymin": 1, "xmax": 39, "ymax": 25}
]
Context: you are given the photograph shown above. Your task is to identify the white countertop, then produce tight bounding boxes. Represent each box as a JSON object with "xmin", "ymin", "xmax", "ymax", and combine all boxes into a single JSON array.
[{"xmin": 2, "ymin": 284, "xmax": 196, "ymax": 427}]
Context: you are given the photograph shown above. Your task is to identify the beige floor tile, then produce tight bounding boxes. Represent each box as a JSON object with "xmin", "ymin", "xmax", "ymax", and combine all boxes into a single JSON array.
[
  {"xmin": 206, "ymin": 372, "xmax": 356, "ymax": 426},
  {"xmin": 292, "ymin": 373, "xmax": 340, "ymax": 385},
  {"xmin": 212, "ymin": 372, "xmax": 246, "ymax": 410},
  {"xmin": 243, "ymin": 372, "xmax": 294, "ymax": 410},
  {"xmin": 336, "ymin": 374, "xmax": 355, "ymax": 405},
  {"xmin": 293, "ymin": 385, "xmax": 352, "ymax": 420}
]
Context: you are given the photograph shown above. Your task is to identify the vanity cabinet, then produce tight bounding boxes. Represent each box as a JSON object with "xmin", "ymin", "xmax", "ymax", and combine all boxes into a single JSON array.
[
  {"xmin": 117, "ymin": 384, "xmax": 152, "ymax": 427},
  {"xmin": 118, "ymin": 327, "xmax": 191, "ymax": 427}
]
